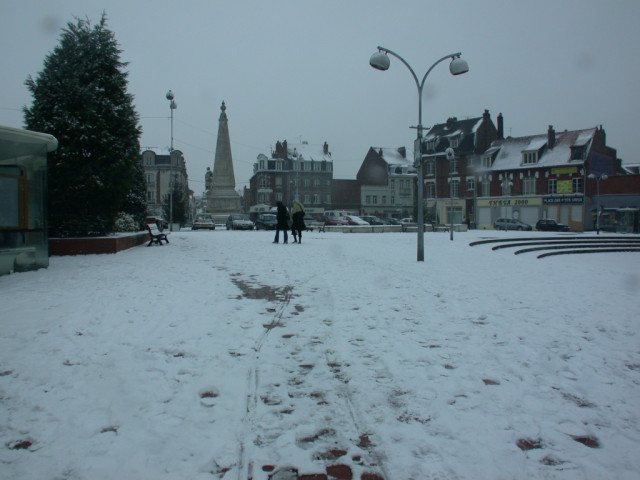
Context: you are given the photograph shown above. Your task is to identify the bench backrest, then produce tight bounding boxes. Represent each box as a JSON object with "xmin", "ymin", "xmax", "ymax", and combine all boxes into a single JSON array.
[{"xmin": 147, "ymin": 223, "xmax": 162, "ymax": 234}]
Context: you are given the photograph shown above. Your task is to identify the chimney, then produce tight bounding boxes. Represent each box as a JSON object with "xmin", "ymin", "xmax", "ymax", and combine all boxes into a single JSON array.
[
  {"xmin": 446, "ymin": 117, "xmax": 457, "ymax": 129},
  {"xmin": 323, "ymin": 141, "xmax": 329, "ymax": 155},
  {"xmin": 483, "ymin": 109, "xmax": 490, "ymax": 121},
  {"xmin": 497, "ymin": 113, "xmax": 504, "ymax": 139},
  {"xmin": 547, "ymin": 125, "xmax": 556, "ymax": 149},
  {"xmin": 397, "ymin": 146, "xmax": 406, "ymax": 158}
]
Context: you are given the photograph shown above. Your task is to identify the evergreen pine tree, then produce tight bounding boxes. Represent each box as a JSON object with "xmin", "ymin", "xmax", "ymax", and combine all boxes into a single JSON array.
[{"xmin": 24, "ymin": 14, "xmax": 142, "ymax": 237}]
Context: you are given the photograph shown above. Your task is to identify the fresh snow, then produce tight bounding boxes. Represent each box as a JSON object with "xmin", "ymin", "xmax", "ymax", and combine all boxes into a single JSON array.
[{"xmin": 1, "ymin": 229, "xmax": 639, "ymax": 479}]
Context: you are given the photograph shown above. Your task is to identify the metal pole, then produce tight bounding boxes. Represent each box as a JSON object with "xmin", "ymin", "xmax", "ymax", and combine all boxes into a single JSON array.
[
  {"xmin": 375, "ymin": 47, "xmax": 463, "ymax": 262},
  {"xmin": 596, "ymin": 177, "xmax": 600, "ymax": 235}
]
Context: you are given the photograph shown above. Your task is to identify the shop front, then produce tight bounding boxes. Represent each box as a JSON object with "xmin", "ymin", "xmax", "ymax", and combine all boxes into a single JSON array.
[{"xmin": 476, "ymin": 196, "xmax": 543, "ymax": 229}]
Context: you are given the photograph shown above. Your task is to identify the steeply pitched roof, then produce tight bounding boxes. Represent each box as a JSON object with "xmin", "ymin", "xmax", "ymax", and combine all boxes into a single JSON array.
[
  {"xmin": 489, "ymin": 128, "xmax": 596, "ymax": 171},
  {"xmin": 370, "ymin": 146, "xmax": 413, "ymax": 166},
  {"xmin": 423, "ymin": 116, "xmax": 483, "ymax": 154},
  {"xmin": 287, "ymin": 142, "xmax": 332, "ymax": 162}
]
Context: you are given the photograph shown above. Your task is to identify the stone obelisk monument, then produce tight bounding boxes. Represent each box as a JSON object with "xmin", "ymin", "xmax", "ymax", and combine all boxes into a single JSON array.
[{"xmin": 206, "ymin": 101, "xmax": 242, "ymax": 214}]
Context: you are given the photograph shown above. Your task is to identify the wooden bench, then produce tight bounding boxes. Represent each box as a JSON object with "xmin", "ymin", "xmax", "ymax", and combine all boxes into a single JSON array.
[
  {"xmin": 307, "ymin": 221, "xmax": 325, "ymax": 233},
  {"xmin": 146, "ymin": 224, "xmax": 169, "ymax": 246}
]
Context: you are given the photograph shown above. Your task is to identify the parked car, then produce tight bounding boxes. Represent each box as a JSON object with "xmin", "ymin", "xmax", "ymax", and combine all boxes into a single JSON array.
[
  {"xmin": 344, "ymin": 215, "xmax": 370, "ymax": 226},
  {"xmin": 317, "ymin": 214, "xmax": 348, "ymax": 226},
  {"xmin": 494, "ymin": 218, "xmax": 533, "ymax": 231},
  {"xmin": 400, "ymin": 217, "xmax": 415, "ymax": 224},
  {"xmin": 535, "ymin": 218, "xmax": 570, "ymax": 232},
  {"xmin": 254, "ymin": 213, "xmax": 277, "ymax": 230},
  {"xmin": 226, "ymin": 214, "xmax": 254, "ymax": 230},
  {"xmin": 192, "ymin": 213, "xmax": 215, "ymax": 230},
  {"xmin": 385, "ymin": 217, "xmax": 402, "ymax": 225},
  {"xmin": 360, "ymin": 215, "xmax": 385, "ymax": 225}
]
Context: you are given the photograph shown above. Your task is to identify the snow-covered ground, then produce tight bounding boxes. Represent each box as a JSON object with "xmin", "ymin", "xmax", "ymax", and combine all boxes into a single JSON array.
[{"xmin": 1, "ymin": 229, "xmax": 639, "ymax": 480}]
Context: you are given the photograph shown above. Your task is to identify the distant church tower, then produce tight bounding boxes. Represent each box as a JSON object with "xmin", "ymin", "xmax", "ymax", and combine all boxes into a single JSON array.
[{"xmin": 206, "ymin": 101, "xmax": 242, "ymax": 214}]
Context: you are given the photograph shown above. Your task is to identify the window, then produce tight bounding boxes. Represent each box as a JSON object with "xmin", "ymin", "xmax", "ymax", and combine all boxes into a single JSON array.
[
  {"xmin": 382, "ymin": 195, "xmax": 387, "ymax": 205},
  {"xmin": 426, "ymin": 182, "xmax": 436, "ymax": 199},
  {"xmin": 523, "ymin": 176, "xmax": 536, "ymax": 195},
  {"xmin": 449, "ymin": 179, "xmax": 459, "ymax": 198},
  {"xmin": 482, "ymin": 155, "xmax": 492, "ymax": 168},
  {"xmin": 314, "ymin": 194, "xmax": 320, "ymax": 204},
  {"xmin": 275, "ymin": 193, "xmax": 283, "ymax": 201},
  {"xmin": 314, "ymin": 162, "xmax": 321, "ymax": 171},
  {"xmin": 425, "ymin": 160, "xmax": 435, "ymax": 176},
  {"xmin": 259, "ymin": 175, "xmax": 269, "ymax": 188},
  {"xmin": 275, "ymin": 161, "xmax": 283, "ymax": 171},
  {"xmin": 425, "ymin": 140, "xmax": 435, "ymax": 151},
  {"xmin": 522, "ymin": 151, "xmax": 538, "ymax": 164},
  {"xmin": 325, "ymin": 194, "xmax": 331, "ymax": 204},
  {"xmin": 573, "ymin": 177, "xmax": 583, "ymax": 193},
  {"xmin": 372, "ymin": 196, "xmax": 378, "ymax": 205},
  {"xmin": 466, "ymin": 178, "xmax": 475, "ymax": 193},
  {"xmin": 450, "ymin": 136, "xmax": 459, "ymax": 148},
  {"xmin": 304, "ymin": 193, "xmax": 311, "ymax": 203},
  {"xmin": 450, "ymin": 158, "xmax": 458, "ymax": 173},
  {"xmin": 275, "ymin": 176, "xmax": 282, "ymax": 187},
  {"xmin": 481, "ymin": 179, "xmax": 490, "ymax": 196},
  {"xmin": 501, "ymin": 179, "xmax": 512, "ymax": 196},
  {"xmin": 314, "ymin": 178, "xmax": 321, "ymax": 187},
  {"xmin": 303, "ymin": 178, "xmax": 310, "ymax": 187},
  {"xmin": 548, "ymin": 179, "xmax": 557, "ymax": 194},
  {"xmin": 259, "ymin": 160, "xmax": 266, "ymax": 170},
  {"xmin": 365, "ymin": 195, "xmax": 371, "ymax": 205},
  {"xmin": 571, "ymin": 146, "xmax": 586, "ymax": 160}
]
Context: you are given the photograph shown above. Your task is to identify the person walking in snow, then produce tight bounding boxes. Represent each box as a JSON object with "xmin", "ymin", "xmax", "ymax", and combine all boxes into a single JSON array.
[
  {"xmin": 290, "ymin": 200, "xmax": 306, "ymax": 243},
  {"xmin": 273, "ymin": 201, "xmax": 289, "ymax": 244}
]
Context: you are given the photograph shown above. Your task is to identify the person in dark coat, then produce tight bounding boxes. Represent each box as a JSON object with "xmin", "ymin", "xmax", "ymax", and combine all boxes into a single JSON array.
[
  {"xmin": 273, "ymin": 201, "xmax": 289, "ymax": 244},
  {"xmin": 290, "ymin": 200, "xmax": 306, "ymax": 243}
]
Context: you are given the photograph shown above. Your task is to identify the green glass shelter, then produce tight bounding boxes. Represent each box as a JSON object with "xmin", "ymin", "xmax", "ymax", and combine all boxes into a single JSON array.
[{"xmin": 0, "ymin": 125, "xmax": 57, "ymax": 275}]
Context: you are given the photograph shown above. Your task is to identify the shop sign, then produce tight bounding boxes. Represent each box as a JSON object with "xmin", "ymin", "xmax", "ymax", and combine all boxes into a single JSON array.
[
  {"xmin": 543, "ymin": 195, "xmax": 584, "ymax": 205},
  {"xmin": 557, "ymin": 180, "xmax": 573, "ymax": 194},
  {"xmin": 551, "ymin": 166, "xmax": 578, "ymax": 175},
  {"xmin": 478, "ymin": 197, "xmax": 542, "ymax": 207}
]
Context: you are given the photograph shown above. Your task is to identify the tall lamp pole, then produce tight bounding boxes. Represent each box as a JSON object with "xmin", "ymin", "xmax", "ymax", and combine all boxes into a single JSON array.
[
  {"xmin": 166, "ymin": 90, "xmax": 177, "ymax": 231},
  {"xmin": 588, "ymin": 173, "xmax": 608, "ymax": 235},
  {"xmin": 370, "ymin": 47, "xmax": 468, "ymax": 261}
]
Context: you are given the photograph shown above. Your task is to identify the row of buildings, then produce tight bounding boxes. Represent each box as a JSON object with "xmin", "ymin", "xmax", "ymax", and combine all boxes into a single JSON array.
[{"xmin": 141, "ymin": 105, "xmax": 639, "ymax": 233}]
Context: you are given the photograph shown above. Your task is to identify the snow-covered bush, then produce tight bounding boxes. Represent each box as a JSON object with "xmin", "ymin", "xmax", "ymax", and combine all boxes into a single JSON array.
[{"xmin": 113, "ymin": 213, "xmax": 138, "ymax": 232}]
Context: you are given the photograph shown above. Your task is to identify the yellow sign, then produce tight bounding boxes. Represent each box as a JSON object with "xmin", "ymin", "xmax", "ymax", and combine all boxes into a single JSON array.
[
  {"xmin": 557, "ymin": 180, "xmax": 573, "ymax": 194},
  {"xmin": 551, "ymin": 167, "xmax": 577, "ymax": 175}
]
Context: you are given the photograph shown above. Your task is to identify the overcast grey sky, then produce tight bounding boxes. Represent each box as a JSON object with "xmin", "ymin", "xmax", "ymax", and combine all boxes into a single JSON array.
[{"xmin": 2, "ymin": 0, "xmax": 639, "ymax": 193}]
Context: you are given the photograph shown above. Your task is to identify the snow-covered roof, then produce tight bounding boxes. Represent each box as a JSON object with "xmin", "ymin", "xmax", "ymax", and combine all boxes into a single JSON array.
[
  {"xmin": 490, "ymin": 128, "xmax": 596, "ymax": 170},
  {"xmin": 287, "ymin": 143, "xmax": 332, "ymax": 162},
  {"xmin": 372, "ymin": 146, "xmax": 413, "ymax": 166},
  {"xmin": 423, "ymin": 116, "xmax": 483, "ymax": 154}
]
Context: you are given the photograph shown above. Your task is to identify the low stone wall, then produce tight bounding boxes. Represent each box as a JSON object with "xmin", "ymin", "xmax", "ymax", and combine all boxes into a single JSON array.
[{"xmin": 49, "ymin": 231, "xmax": 148, "ymax": 256}]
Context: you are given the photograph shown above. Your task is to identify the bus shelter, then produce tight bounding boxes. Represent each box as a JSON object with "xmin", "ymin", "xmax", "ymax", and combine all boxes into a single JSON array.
[{"xmin": 0, "ymin": 125, "xmax": 57, "ymax": 275}]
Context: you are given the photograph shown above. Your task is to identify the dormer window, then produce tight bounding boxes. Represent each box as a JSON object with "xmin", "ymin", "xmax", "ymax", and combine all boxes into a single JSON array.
[
  {"xmin": 481, "ymin": 155, "xmax": 492, "ymax": 168},
  {"xmin": 425, "ymin": 140, "xmax": 435, "ymax": 152},
  {"xmin": 449, "ymin": 136, "xmax": 459, "ymax": 149},
  {"xmin": 522, "ymin": 151, "xmax": 538, "ymax": 165},
  {"xmin": 571, "ymin": 146, "xmax": 586, "ymax": 160}
]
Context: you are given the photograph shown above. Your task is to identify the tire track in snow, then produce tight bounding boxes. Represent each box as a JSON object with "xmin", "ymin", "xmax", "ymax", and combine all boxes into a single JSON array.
[{"xmin": 232, "ymin": 275, "xmax": 294, "ymax": 480}]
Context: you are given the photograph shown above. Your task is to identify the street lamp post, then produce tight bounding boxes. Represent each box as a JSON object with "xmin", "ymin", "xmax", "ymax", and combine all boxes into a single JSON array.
[
  {"xmin": 166, "ymin": 90, "xmax": 177, "ymax": 231},
  {"xmin": 446, "ymin": 147, "xmax": 455, "ymax": 241},
  {"xmin": 370, "ymin": 46, "xmax": 468, "ymax": 261},
  {"xmin": 588, "ymin": 173, "xmax": 608, "ymax": 234}
]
